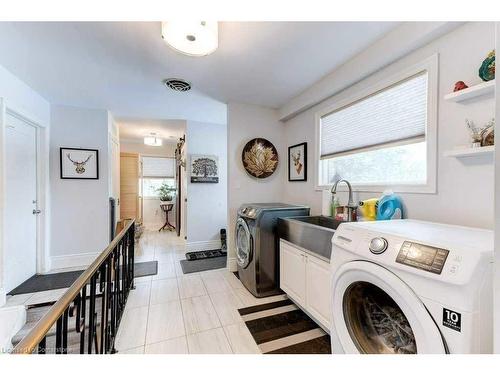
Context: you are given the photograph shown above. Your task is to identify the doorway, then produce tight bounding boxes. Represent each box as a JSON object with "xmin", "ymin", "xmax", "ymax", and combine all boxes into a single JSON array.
[{"xmin": 4, "ymin": 110, "xmax": 40, "ymax": 293}]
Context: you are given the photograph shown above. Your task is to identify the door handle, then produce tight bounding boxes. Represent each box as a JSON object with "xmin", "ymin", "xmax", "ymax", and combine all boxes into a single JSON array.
[{"xmin": 33, "ymin": 209, "xmax": 42, "ymax": 215}]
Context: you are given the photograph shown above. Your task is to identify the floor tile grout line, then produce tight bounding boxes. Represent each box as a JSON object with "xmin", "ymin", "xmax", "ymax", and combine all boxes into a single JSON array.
[
  {"xmin": 119, "ymin": 344, "xmax": 145, "ymax": 354},
  {"xmin": 142, "ymin": 230, "xmax": 158, "ymax": 350},
  {"xmin": 144, "ymin": 332, "xmax": 187, "ymax": 347},
  {"xmin": 220, "ymin": 322, "xmax": 235, "ymax": 354},
  {"xmin": 176, "ymin": 273, "xmax": 190, "ymax": 350}
]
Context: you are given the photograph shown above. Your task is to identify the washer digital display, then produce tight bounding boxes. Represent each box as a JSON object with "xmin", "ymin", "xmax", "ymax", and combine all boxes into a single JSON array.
[{"xmin": 396, "ymin": 241, "xmax": 449, "ymax": 274}]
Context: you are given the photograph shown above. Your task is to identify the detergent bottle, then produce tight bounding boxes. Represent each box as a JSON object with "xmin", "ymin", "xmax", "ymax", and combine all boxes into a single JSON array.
[
  {"xmin": 358, "ymin": 198, "xmax": 378, "ymax": 221},
  {"xmin": 330, "ymin": 196, "xmax": 340, "ymax": 217},
  {"xmin": 376, "ymin": 190, "xmax": 403, "ymax": 220}
]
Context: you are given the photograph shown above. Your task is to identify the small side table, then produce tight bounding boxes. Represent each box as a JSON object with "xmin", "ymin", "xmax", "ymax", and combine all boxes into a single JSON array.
[{"xmin": 159, "ymin": 203, "xmax": 175, "ymax": 232}]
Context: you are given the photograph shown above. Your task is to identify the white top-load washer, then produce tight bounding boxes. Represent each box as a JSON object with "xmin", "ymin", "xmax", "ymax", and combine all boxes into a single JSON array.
[{"xmin": 330, "ymin": 219, "xmax": 493, "ymax": 354}]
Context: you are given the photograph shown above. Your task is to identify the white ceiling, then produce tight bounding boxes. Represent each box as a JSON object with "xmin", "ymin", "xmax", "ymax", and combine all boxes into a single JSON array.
[
  {"xmin": 0, "ymin": 22, "xmax": 398, "ymax": 123},
  {"xmin": 117, "ymin": 118, "xmax": 185, "ymax": 143}
]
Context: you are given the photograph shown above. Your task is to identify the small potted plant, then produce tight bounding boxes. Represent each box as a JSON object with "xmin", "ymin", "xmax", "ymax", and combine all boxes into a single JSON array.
[
  {"xmin": 466, "ymin": 119, "xmax": 485, "ymax": 148},
  {"xmin": 156, "ymin": 183, "xmax": 177, "ymax": 203}
]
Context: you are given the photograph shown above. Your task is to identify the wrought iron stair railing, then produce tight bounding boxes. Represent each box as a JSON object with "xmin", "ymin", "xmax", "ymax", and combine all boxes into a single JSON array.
[{"xmin": 13, "ymin": 219, "xmax": 135, "ymax": 354}]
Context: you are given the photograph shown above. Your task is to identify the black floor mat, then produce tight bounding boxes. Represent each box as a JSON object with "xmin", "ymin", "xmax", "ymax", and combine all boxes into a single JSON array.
[
  {"xmin": 185, "ymin": 249, "xmax": 226, "ymax": 260},
  {"xmin": 8, "ymin": 261, "xmax": 158, "ymax": 295},
  {"xmin": 237, "ymin": 297, "xmax": 331, "ymax": 354},
  {"xmin": 179, "ymin": 256, "xmax": 227, "ymax": 274}
]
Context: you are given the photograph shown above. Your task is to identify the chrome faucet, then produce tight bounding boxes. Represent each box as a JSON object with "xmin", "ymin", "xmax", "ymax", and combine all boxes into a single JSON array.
[{"xmin": 330, "ymin": 179, "xmax": 357, "ymax": 221}]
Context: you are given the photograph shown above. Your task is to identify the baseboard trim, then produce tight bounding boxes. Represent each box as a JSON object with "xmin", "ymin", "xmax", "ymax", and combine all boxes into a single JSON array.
[
  {"xmin": 227, "ymin": 257, "xmax": 237, "ymax": 272},
  {"xmin": 186, "ymin": 240, "xmax": 222, "ymax": 252},
  {"xmin": 50, "ymin": 252, "xmax": 100, "ymax": 272}
]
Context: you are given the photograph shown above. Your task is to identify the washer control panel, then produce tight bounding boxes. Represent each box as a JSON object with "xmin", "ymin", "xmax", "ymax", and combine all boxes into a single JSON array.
[
  {"xmin": 396, "ymin": 241, "xmax": 449, "ymax": 274},
  {"xmin": 240, "ymin": 206, "xmax": 257, "ymax": 218}
]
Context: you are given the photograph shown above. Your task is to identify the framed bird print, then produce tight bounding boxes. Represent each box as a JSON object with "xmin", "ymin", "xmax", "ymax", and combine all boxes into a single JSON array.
[
  {"xmin": 60, "ymin": 147, "xmax": 99, "ymax": 179},
  {"xmin": 288, "ymin": 142, "xmax": 307, "ymax": 181}
]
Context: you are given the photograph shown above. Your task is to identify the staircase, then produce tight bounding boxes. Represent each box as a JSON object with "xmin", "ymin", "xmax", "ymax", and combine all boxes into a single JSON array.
[
  {"xmin": 12, "ymin": 298, "xmax": 104, "ymax": 354},
  {"xmin": 12, "ymin": 219, "xmax": 135, "ymax": 354}
]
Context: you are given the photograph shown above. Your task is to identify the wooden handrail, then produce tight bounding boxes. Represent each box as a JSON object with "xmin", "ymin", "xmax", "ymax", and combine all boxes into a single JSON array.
[{"xmin": 13, "ymin": 219, "xmax": 135, "ymax": 354}]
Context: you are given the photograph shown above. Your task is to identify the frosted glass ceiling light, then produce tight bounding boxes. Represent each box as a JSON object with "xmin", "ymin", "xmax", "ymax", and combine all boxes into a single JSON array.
[
  {"xmin": 144, "ymin": 133, "xmax": 162, "ymax": 147},
  {"xmin": 161, "ymin": 21, "xmax": 218, "ymax": 57}
]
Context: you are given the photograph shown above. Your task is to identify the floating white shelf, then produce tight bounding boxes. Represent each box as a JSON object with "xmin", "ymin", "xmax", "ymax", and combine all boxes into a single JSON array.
[
  {"xmin": 443, "ymin": 145, "xmax": 494, "ymax": 158},
  {"xmin": 443, "ymin": 80, "xmax": 495, "ymax": 102}
]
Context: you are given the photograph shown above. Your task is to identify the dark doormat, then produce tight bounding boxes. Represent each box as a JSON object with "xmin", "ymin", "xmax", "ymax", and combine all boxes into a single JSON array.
[
  {"xmin": 185, "ymin": 249, "xmax": 226, "ymax": 261},
  {"xmin": 180, "ymin": 256, "xmax": 227, "ymax": 274},
  {"xmin": 237, "ymin": 297, "xmax": 332, "ymax": 354},
  {"xmin": 8, "ymin": 261, "xmax": 158, "ymax": 295}
]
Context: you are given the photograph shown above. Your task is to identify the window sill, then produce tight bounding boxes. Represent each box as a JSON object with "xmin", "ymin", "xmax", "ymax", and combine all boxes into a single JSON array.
[{"xmin": 315, "ymin": 183, "xmax": 436, "ymax": 195}]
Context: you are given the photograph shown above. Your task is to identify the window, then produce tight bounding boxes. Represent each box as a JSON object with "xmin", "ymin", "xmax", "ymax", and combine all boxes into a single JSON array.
[
  {"xmin": 317, "ymin": 57, "xmax": 437, "ymax": 193},
  {"xmin": 141, "ymin": 156, "xmax": 175, "ymax": 198},
  {"xmin": 142, "ymin": 178, "xmax": 175, "ymax": 198}
]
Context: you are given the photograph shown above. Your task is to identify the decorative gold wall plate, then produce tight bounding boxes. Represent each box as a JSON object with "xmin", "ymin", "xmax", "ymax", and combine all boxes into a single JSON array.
[{"xmin": 242, "ymin": 138, "xmax": 279, "ymax": 178}]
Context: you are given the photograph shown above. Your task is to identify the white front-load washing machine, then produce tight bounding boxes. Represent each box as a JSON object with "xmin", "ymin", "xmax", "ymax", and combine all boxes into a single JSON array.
[{"xmin": 330, "ymin": 220, "xmax": 493, "ymax": 354}]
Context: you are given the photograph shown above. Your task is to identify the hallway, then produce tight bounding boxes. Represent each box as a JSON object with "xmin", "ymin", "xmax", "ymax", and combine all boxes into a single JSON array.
[{"xmin": 115, "ymin": 229, "xmax": 286, "ymax": 354}]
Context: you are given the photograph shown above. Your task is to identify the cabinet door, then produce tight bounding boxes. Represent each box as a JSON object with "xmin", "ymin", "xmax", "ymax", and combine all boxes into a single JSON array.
[
  {"xmin": 305, "ymin": 255, "xmax": 332, "ymax": 329},
  {"xmin": 280, "ymin": 241, "xmax": 306, "ymax": 306}
]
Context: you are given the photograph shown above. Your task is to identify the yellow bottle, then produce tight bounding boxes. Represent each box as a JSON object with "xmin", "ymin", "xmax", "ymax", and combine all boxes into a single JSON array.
[{"xmin": 359, "ymin": 198, "xmax": 378, "ymax": 221}]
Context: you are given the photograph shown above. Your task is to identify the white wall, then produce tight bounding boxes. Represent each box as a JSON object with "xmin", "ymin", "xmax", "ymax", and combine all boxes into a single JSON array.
[
  {"xmin": 493, "ymin": 22, "xmax": 500, "ymax": 354},
  {"xmin": 283, "ymin": 22, "xmax": 495, "ymax": 230},
  {"xmin": 49, "ymin": 105, "xmax": 111, "ymax": 269},
  {"xmin": 108, "ymin": 115, "xmax": 120, "ymax": 227},
  {"xmin": 120, "ymin": 141, "xmax": 177, "ymax": 157},
  {"xmin": 0, "ymin": 65, "xmax": 50, "ymax": 126},
  {"xmin": 0, "ymin": 65, "xmax": 51, "ymax": 303},
  {"xmin": 227, "ymin": 102, "xmax": 286, "ymax": 263},
  {"xmin": 279, "ymin": 22, "xmax": 463, "ymax": 120},
  {"xmin": 186, "ymin": 120, "xmax": 227, "ymax": 250}
]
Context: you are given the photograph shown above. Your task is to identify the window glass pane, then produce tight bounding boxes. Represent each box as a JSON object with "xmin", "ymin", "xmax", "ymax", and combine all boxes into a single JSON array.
[
  {"xmin": 320, "ymin": 142, "xmax": 426, "ymax": 186},
  {"xmin": 143, "ymin": 178, "xmax": 175, "ymax": 198}
]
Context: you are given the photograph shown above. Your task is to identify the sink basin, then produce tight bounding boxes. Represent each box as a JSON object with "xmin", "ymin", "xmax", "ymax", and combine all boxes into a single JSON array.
[
  {"xmin": 291, "ymin": 216, "xmax": 343, "ymax": 230},
  {"xmin": 277, "ymin": 216, "xmax": 344, "ymax": 260}
]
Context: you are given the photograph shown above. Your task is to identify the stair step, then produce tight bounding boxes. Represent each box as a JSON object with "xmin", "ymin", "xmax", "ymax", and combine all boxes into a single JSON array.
[{"xmin": 12, "ymin": 298, "xmax": 106, "ymax": 353}]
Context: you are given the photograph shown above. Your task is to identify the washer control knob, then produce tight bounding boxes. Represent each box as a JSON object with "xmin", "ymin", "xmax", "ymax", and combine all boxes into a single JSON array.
[{"xmin": 369, "ymin": 237, "xmax": 388, "ymax": 254}]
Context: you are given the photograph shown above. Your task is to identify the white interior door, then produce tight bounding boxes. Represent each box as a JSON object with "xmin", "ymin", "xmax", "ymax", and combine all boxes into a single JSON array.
[{"xmin": 4, "ymin": 113, "xmax": 38, "ymax": 292}]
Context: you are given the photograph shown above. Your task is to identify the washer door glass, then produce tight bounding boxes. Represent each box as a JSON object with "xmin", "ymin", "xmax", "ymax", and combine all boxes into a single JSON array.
[
  {"xmin": 343, "ymin": 281, "xmax": 416, "ymax": 354},
  {"xmin": 331, "ymin": 261, "xmax": 446, "ymax": 354},
  {"xmin": 236, "ymin": 218, "xmax": 252, "ymax": 268}
]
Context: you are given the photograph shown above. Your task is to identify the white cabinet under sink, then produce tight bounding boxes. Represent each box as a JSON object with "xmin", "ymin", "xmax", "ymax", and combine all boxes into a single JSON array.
[
  {"xmin": 280, "ymin": 240, "xmax": 307, "ymax": 305},
  {"xmin": 279, "ymin": 239, "xmax": 332, "ymax": 331}
]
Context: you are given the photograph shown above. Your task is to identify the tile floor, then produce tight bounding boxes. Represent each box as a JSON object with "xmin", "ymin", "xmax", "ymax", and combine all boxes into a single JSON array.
[{"xmin": 115, "ymin": 229, "xmax": 287, "ymax": 354}]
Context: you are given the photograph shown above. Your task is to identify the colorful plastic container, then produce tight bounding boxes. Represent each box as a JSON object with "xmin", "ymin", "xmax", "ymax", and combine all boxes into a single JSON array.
[{"xmin": 376, "ymin": 192, "xmax": 403, "ymax": 220}]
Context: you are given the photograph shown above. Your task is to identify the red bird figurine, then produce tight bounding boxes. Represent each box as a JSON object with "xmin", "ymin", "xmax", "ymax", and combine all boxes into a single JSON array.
[{"xmin": 453, "ymin": 81, "xmax": 469, "ymax": 92}]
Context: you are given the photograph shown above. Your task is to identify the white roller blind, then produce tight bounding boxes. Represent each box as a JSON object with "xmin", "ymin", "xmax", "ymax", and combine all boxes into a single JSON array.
[
  {"xmin": 320, "ymin": 71, "xmax": 428, "ymax": 159},
  {"xmin": 142, "ymin": 157, "xmax": 175, "ymax": 178}
]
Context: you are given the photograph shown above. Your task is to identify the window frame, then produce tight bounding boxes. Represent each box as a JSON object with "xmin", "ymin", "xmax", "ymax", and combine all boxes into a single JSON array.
[{"xmin": 314, "ymin": 54, "xmax": 438, "ymax": 194}]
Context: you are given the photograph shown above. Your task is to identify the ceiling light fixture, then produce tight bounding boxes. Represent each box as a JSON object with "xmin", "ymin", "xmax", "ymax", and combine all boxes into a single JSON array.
[
  {"xmin": 144, "ymin": 133, "xmax": 163, "ymax": 147},
  {"xmin": 161, "ymin": 21, "xmax": 218, "ymax": 57}
]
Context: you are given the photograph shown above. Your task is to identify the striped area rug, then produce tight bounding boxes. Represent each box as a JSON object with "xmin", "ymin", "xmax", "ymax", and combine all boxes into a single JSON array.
[{"xmin": 238, "ymin": 298, "xmax": 332, "ymax": 354}]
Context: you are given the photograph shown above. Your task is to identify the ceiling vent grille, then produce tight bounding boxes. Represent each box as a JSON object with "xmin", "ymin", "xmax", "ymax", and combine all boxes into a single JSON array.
[{"xmin": 163, "ymin": 78, "xmax": 191, "ymax": 92}]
